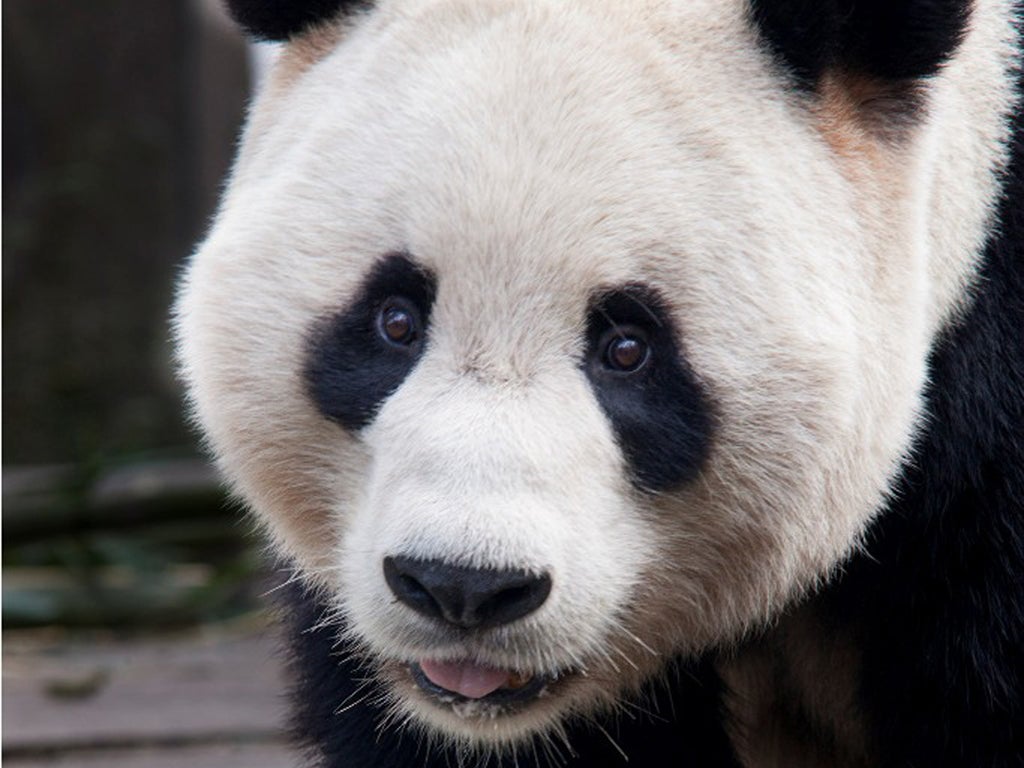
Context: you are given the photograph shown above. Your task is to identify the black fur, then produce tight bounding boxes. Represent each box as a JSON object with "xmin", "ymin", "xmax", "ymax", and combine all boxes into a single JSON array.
[
  {"xmin": 583, "ymin": 287, "xmax": 714, "ymax": 493},
  {"xmin": 225, "ymin": 0, "xmax": 369, "ymax": 41},
  {"xmin": 748, "ymin": 0, "xmax": 971, "ymax": 88},
  {"xmin": 281, "ymin": 583, "xmax": 741, "ymax": 768},
  {"xmin": 305, "ymin": 253, "xmax": 436, "ymax": 431},
  {"xmin": 819, "ymin": 81, "xmax": 1024, "ymax": 765}
]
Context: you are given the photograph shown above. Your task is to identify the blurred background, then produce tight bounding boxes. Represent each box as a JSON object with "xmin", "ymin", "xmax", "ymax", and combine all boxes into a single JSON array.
[{"xmin": 4, "ymin": 2, "xmax": 295, "ymax": 765}]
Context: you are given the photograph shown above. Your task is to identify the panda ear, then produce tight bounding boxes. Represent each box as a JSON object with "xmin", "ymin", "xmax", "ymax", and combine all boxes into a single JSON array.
[
  {"xmin": 749, "ymin": 0, "xmax": 971, "ymax": 88},
  {"xmin": 225, "ymin": 0, "xmax": 370, "ymax": 42}
]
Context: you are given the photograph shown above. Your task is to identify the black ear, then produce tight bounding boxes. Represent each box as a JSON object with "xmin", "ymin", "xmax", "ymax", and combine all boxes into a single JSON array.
[
  {"xmin": 225, "ymin": 0, "xmax": 369, "ymax": 41},
  {"xmin": 749, "ymin": 0, "xmax": 972, "ymax": 88}
]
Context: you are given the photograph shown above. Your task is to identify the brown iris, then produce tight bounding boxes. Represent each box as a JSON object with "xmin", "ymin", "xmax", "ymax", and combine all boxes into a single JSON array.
[
  {"xmin": 605, "ymin": 332, "xmax": 648, "ymax": 372},
  {"xmin": 378, "ymin": 300, "xmax": 418, "ymax": 346}
]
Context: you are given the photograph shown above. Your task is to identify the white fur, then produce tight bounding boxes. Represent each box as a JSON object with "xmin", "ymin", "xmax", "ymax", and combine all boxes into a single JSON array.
[{"xmin": 175, "ymin": 0, "xmax": 1020, "ymax": 753}]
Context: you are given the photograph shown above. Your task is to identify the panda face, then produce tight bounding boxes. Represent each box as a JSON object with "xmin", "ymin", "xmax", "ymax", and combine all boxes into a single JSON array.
[{"xmin": 177, "ymin": 0, "xmax": 943, "ymax": 749}]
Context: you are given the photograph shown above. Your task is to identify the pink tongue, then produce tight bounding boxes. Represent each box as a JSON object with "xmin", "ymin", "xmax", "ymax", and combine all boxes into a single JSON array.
[{"xmin": 419, "ymin": 659, "xmax": 510, "ymax": 699}]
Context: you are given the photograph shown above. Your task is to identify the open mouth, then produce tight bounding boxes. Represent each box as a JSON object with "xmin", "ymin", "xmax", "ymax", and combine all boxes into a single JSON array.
[{"xmin": 410, "ymin": 659, "xmax": 557, "ymax": 711}]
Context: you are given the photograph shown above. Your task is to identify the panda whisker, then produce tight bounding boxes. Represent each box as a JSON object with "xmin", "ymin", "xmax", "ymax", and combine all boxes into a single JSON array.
[
  {"xmin": 549, "ymin": 720, "xmax": 578, "ymax": 761},
  {"xmin": 610, "ymin": 644, "xmax": 640, "ymax": 672},
  {"xmin": 592, "ymin": 645, "xmax": 620, "ymax": 674},
  {"xmin": 333, "ymin": 680, "xmax": 375, "ymax": 715},
  {"xmin": 306, "ymin": 611, "xmax": 337, "ymax": 636},
  {"xmin": 509, "ymin": 741, "xmax": 522, "ymax": 768},
  {"xmin": 571, "ymin": 654, "xmax": 590, "ymax": 677},
  {"xmin": 534, "ymin": 737, "xmax": 554, "ymax": 768},
  {"xmin": 621, "ymin": 696, "xmax": 668, "ymax": 724},
  {"xmin": 608, "ymin": 618, "xmax": 659, "ymax": 657},
  {"xmin": 595, "ymin": 307, "xmax": 620, "ymax": 337},
  {"xmin": 259, "ymin": 568, "xmax": 306, "ymax": 598},
  {"xmin": 325, "ymin": 635, "xmax": 361, "ymax": 662},
  {"xmin": 621, "ymin": 289, "xmax": 664, "ymax": 328},
  {"xmin": 583, "ymin": 716, "xmax": 630, "ymax": 763},
  {"xmin": 535, "ymin": 734, "xmax": 556, "ymax": 767},
  {"xmin": 611, "ymin": 698, "xmax": 638, "ymax": 722},
  {"xmin": 374, "ymin": 695, "xmax": 411, "ymax": 739},
  {"xmin": 536, "ymin": 729, "xmax": 571, "ymax": 768}
]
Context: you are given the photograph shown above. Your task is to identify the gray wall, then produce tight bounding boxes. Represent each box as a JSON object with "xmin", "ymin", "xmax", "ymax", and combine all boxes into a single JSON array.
[{"xmin": 3, "ymin": 0, "xmax": 250, "ymax": 465}]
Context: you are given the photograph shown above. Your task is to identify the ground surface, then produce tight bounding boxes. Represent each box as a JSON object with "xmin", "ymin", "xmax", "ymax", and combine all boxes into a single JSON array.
[{"xmin": 3, "ymin": 617, "xmax": 300, "ymax": 767}]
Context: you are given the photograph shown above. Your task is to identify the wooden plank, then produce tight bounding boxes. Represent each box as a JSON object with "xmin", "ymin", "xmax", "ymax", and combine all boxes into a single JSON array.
[
  {"xmin": 3, "ymin": 622, "xmax": 293, "ymax": 753},
  {"xmin": 2, "ymin": 459, "xmax": 227, "ymax": 545},
  {"xmin": 3, "ymin": 741, "xmax": 299, "ymax": 768}
]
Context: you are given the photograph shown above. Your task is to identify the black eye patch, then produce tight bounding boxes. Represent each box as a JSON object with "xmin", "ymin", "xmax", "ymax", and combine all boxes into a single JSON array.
[
  {"xmin": 305, "ymin": 253, "xmax": 436, "ymax": 431},
  {"xmin": 584, "ymin": 287, "xmax": 714, "ymax": 493}
]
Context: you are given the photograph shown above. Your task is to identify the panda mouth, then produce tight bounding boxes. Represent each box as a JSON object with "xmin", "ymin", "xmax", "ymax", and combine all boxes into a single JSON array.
[{"xmin": 410, "ymin": 659, "xmax": 555, "ymax": 710}]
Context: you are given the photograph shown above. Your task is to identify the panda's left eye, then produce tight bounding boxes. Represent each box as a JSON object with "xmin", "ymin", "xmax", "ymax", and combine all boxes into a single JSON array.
[
  {"xmin": 377, "ymin": 298, "xmax": 421, "ymax": 347},
  {"xmin": 601, "ymin": 327, "xmax": 650, "ymax": 373},
  {"xmin": 305, "ymin": 253, "xmax": 436, "ymax": 432},
  {"xmin": 583, "ymin": 285, "xmax": 712, "ymax": 493}
]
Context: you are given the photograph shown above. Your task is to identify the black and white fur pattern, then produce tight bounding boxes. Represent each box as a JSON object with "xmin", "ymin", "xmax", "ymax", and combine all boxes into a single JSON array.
[{"xmin": 175, "ymin": 1, "xmax": 1023, "ymax": 765}]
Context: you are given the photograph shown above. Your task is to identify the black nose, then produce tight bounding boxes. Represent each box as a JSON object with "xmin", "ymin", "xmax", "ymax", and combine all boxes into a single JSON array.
[{"xmin": 383, "ymin": 556, "xmax": 552, "ymax": 630}]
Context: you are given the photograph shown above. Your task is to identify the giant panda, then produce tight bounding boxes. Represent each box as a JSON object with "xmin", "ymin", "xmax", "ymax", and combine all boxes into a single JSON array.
[{"xmin": 174, "ymin": 0, "xmax": 1023, "ymax": 766}]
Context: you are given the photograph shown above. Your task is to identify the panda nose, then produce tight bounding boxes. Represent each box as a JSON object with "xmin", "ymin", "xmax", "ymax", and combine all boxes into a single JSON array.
[{"xmin": 383, "ymin": 555, "xmax": 552, "ymax": 630}]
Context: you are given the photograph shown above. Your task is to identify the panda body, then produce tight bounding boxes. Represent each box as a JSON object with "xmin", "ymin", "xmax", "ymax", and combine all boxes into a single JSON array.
[{"xmin": 175, "ymin": 1, "xmax": 1024, "ymax": 766}]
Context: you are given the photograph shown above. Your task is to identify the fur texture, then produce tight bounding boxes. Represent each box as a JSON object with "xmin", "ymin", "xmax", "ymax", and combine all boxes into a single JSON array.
[{"xmin": 176, "ymin": 0, "xmax": 1023, "ymax": 765}]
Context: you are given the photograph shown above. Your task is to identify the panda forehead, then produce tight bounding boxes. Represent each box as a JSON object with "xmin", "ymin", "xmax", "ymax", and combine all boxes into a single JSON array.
[
  {"xmin": 233, "ymin": 0, "xmax": 849, "ymax": 340},
  {"xmin": 254, "ymin": 0, "xmax": 776, "ymax": 185},
  {"xmin": 262, "ymin": 59, "xmax": 714, "ymax": 308},
  {"xmin": 235, "ymin": 0, "xmax": 830, "ymax": 240}
]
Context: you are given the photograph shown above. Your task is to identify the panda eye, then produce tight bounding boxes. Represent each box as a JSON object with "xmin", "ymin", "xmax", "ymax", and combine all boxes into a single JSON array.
[
  {"xmin": 602, "ymin": 327, "xmax": 650, "ymax": 373},
  {"xmin": 377, "ymin": 298, "xmax": 421, "ymax": 347}
]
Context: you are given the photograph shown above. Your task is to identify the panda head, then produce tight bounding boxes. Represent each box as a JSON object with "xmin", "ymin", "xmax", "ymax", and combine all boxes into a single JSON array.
[{"xmin": 176, "ymin": 0, "xmax": 1002, "ymax": 752}]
